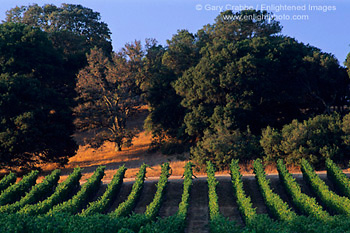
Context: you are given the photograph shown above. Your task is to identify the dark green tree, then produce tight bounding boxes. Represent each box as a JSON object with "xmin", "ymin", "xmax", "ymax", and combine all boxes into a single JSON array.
[
  {"xmin": 191, "ymin": 125, "xmax": 262, "ymax": 169},
  {"xmin": 144, "ymin": 10, "xmax": 284, "ymax": 155},
  {"xmin": 172, "ymin": 10, "xmax": 348, "ymax": 168},
  {"xmin": 209, "ymin": 10, "xmax": 281, "ymax": 41},
  {"xmin": 142, "ymin": 40, "xmax": 188, "ymax": 151},
  {"xmin": 260, "ymin": 114, "xmax": 350, "ymax": 168},
  {"xmin": 346, "ymin": 52, "xmax": 350, "ymax": 78},
  {"xmin": 143, "ymin": 29, "xmax": 208, "ymax": 151},
  {"xmin": 175, "ymin": 36, "xmax": 348, "ymax": 138},
  {"xmin": 5, "ymin": 3, "xmax": 112, "ymax": 71},
  {"xmin": 0, "ymin": 23, "xmax": 77, "ymax": 170},
  {"xmin": 162, "ymin": 30, "xmax": 200, "ymax": 76}
]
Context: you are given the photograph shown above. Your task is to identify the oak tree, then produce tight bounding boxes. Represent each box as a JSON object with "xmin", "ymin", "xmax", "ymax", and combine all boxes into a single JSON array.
[
  {"xmin": 5, "ymin": 3, "xmax": 112, "ymax": 71},
  {"xmin": 0, "ymin": 23, "xmax": 77, "ymax": 170},
  {"xmin": 75, "ymin": 44, "xmax": 142, "ymax": 151}
]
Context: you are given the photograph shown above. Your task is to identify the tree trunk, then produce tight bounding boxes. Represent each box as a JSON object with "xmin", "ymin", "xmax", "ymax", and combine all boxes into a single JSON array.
[{"xmin": 115, "ymin": 142, "xmax": 122, "ymax": 152}]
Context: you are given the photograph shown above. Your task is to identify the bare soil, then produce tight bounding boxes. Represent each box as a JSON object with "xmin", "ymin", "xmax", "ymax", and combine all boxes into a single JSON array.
[
  {"xmin": 293, "ymin": 173, "xmax": 338, "ymax": 215},
  {"xmin": 267, "ymin": 174, "xmax": 298, "ymax": 213},
  {"xmin": 62, "ymin": 171, "xmax": 340, "ymax": 232},
  {"xmin": 106, "ymin": 181, "xmax": 133, "ymax": 213},
  {"xmin": 133, "ymin": 180, "xmax": 158, "ymax": 214},
  {"xmin": 293, "ymin": 174, "xmax": 316, "ymax": 197},
  {"xmin": 319, "ymin": 174, "xmax": 337, "ymax": 193},
  {"xmin": 80, "ymin": 183, "xmax": 108, "ymax": 213},
  {"xmin": 185, "ymin": 177, "xmax": 209, "ymax": 233},
  {"xmin": 17, "ymin": 106, "xmax": 350, "ymax": 230},
  {"xmin": 158, "ymin": 180, "xmax": 183, "ymax": 217},
  {"xmin": 216, "ymin": 176, "xmax": 243, "ymax": 225},
  {"xmin": 242, "ymin": 176, "xmax": 268, "ymax": 215}
]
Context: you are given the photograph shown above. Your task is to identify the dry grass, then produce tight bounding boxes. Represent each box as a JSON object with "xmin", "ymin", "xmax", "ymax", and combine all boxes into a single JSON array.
[
  {"xmin": 41, "ymin": 131, "xmax": 189, "ymax": 183},
  {"xmin": 3, "ymin": 106, "xmax": 340, "ymax": 183},
  {"xmin": 37, "ymin": 131, "xmax": 312, "ymax": 182}
]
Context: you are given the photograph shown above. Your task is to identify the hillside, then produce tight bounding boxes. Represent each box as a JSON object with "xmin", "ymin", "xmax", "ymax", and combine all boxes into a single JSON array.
[{"xmin": 45, "ymin": 107, "xmax": 191, "ymax": 183}]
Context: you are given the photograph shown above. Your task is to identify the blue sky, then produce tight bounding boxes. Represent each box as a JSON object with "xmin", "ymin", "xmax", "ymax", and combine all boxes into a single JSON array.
[{"xmin": 1, "ymin": 0, "xmax": 349, "ymax": 64}]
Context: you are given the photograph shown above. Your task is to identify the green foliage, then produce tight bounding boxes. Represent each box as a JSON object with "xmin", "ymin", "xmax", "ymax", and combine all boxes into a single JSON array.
[
  {"xmin": 142, "ymin": 40, "xmax": 188, "ymax": 149},
  {"xmin": 47, "ymin": 166, "xmax": 105, "ymax": 215},
  {"xmin": 81, "ymin": 166, "xmax": 127, "ymax": 216},
  {"xmin": 145, "ymin": 30, "xmax": 199, "ymax": 140},
  {"xmin": 141, "ymin": 10, "xmax": 348, "ymax": 169},
  {"xmin": 0, "ymin": 170, "xmax": 39, "ymax": 206},
  {"xmin": 139, "ymin": 162, "xmax": 194, "ymax": 233},
  {"xmin": 229, "ymin": 159, "xmax": 256, "ymax": 225},
  {"xmin": 6, "ymin": 3, "xmax": 112, "ymax": 67},
  {"xmin": 19, "ymin": 167, "xmax": 81, "ymax": 215},
  {"xmin": 206, "ymin": 161, "xmax": 220, "ymax": 220},
  {"xmin": 3, "ymin": 213, "xmax": 350, "ymax": 233},
  {"xmin": 112, "ymin": 163, "xmax": 172, "ymax": 232},
  {"xmin": 84, "ymin": 163, "xmax": 170, "ymax": 232},
  {"xmin": 207, "ymin": 161, "xmax": 242, "ymax": 233},
  {"xmin": 243, "ymin": 214, "xmax": 286, "ymax": 233},
  {"xmin": 326, "ymin": 158, "xmax": 350, "ymax": 198},
  {"xmin": 144, "ymin": 163, "xmax": 170, "ymax": 220},
  {"xmin": 111, "ymin": 164, "xmax": 147, "ymax": 217},
  {"xmin": 209, "ymin": 215, "xmax": 242, "ymax": 233},
  {"xmin": 0, "ymin": 23, "xmax": 63, "ymax": 82},
  {"xmin": 0, "ymin": 169, "xmax": 60, "ymax": 213},
  {"xmin": 0, "ymin": 23, "xmax": 77, "ymax": 170},
  {"xmin": 346, "ymin": 52, "xmax": 350, "ymax": 80},
  {"xmin": 191, "ymin": 126, "xmax": 262, "ymax": 170},
  {"xmin": 176, "ymin": 162, "xmax": 193, "ymax": 222},
  {"xmin": 301, "ymin": 159, "xmax": 350, "ymax": 215},
  {"xmin": 174, "ymin": 35, "xmax": 348, "ymax": 139},
  {"xmin": 211, "ymin": 10, "xmax": 282, "ymax": 41},
  {"xmin": 342, "ymin": 113, "xmax": 350, "ymax": 147},
  {"xmin": 0, "ymin": 172, "xmax": 16, "ymax": 192},
  {"xmin": 276, "ymin": 159, "xmax": 329, "ymax": 220},
  {"xmin": 0, "ymin": 213, "xmax": 121, "ymax": 233},
  {"xmin": 138, "ymin": 214, "xmax": 184, "ymax": 233},
  {"xmin": 144, "ymin": 10, "xmax": 282, "ymax": 150},
  {"xmin": 162, "ymin": 30, "xmax": 199, "ymax": 76},
  {"xmin": 253, "ymin": 159, "xmax": 297, "ymax": 221},
  {"xmin": 4, "ymin": 164, "xmax": 350, "ymax": 232},
  {"xmin": 261, "ymin": 114, "xmax": 350, "ymax": 167},
  {"xmin": 172, "ymin": 16, "xmax": 347, "ymax": 168},
  {"xmin": 260, "ymin": 126, "xmax": 282, "ymax": 162}
]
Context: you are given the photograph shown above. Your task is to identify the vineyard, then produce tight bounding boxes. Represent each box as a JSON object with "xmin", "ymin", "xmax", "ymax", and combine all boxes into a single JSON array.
[{"xmin": 1, "ymin": 159, "xmax": 350, "ymax": 232}]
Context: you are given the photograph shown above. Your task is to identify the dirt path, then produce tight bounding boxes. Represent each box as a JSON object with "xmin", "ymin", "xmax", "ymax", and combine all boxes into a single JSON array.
[
  {"xmin": 267, "ymin": 175, "xmax": 298, "ymax": 213},
  {"xmin": 216, "ymin": 176, "xmax": 244, "ymax": 225},
  {"xmin": 292, "ymin": 174, "xmax": 316, "ymax": 197},
  {"xmin": 133, "ymin": 180, "xmax": 158, "ymax": 214},
  {"xmin": 80, "ymin": 183, "xmax": 107, "ymax": 213},
  {"xmin": 319, "ymin": 174, "xmax": 337, "ymax": 193},
  {"xmin": 106, "ymin": 181, "xmax": 133, "ymax": 213},
  {"xmin": 158, "ymin": 179, "xmax": 183, "ymax": 217},
  {"xmin": 242, "ymin": 176, "xmax": 268, "ymax": 215},
  {"xmin": 185, "ymin": 177, "xmax": 209, "ymax": 233},
  {"xmin": 66, "ymin": 172, "xmax": 344, "ymax": 229},
  {"xmin": 293, "ymin": 173, "xmax": 337, "ymax": 215}
]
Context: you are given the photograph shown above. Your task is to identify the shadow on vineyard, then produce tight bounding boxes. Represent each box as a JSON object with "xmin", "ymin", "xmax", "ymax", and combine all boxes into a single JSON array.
[{"xmin": 0, "ymin": 159, "xmax": 350, "ymax": 232}]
